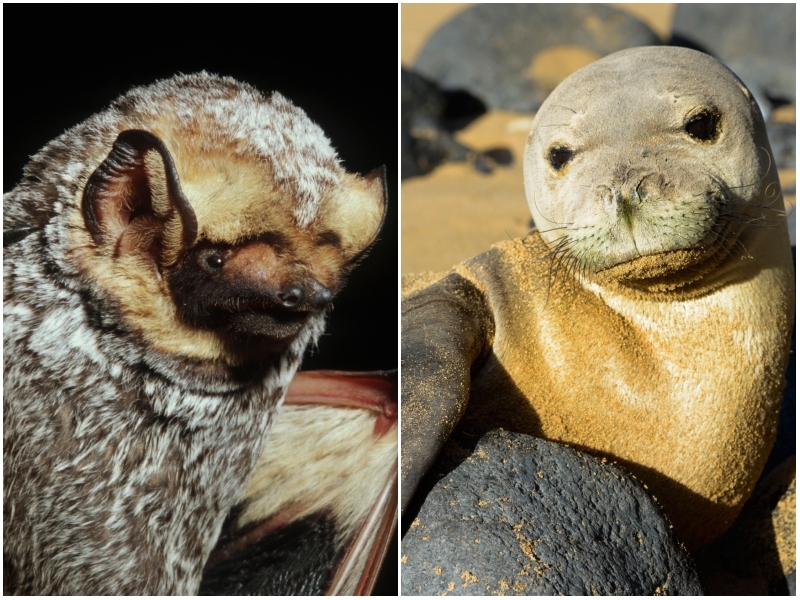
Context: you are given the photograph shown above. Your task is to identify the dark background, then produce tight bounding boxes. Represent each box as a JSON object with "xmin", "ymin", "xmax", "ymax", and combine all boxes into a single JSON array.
[
  {"xmin": 4, "ymin": 6, "xmax": 398, "ymax": 372},
  {"xmin": 4, "ymin": 4, "xmax": 398, "ymax": 594}
]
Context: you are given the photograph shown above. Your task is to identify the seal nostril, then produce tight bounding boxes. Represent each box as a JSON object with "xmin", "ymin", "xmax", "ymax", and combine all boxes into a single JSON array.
[
  {"xmin": 634, "ymin": 176, "xmax": 646, "ymax": 202},
  {"xmin": 278, "ymin": 287, "xmax": 303, "ymax": 308}
]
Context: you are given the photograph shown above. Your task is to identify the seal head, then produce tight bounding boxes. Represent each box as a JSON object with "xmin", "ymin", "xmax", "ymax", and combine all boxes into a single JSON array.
[{"xmin": 524, "ymin": 46, "xmax": 783, "ymax": 294}]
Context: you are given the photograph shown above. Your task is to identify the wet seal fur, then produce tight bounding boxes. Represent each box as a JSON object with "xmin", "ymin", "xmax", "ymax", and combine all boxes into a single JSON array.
[{"xmin": 401, "ymin": 46, "xmax": 794, "ymax": 551}]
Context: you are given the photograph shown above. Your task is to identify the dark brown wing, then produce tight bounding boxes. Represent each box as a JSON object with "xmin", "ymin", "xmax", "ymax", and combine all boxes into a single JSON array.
[{"xmin": 200, "ymin": 370, "xmax": 397, "ymax": 596}]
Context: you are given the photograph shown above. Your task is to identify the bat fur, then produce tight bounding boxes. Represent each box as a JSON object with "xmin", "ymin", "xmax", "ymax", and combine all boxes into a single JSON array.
[{"xmin": 3, "ymin": 73, "xmax": 385, "ymax": 594}]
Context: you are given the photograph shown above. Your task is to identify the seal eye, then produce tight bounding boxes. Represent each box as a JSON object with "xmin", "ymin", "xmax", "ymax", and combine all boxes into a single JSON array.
[
  {"xmin": 685, "ymin": 111, "xmax": 719, "ymax": 142},
  {"xmin": 549, "ymin": 147, "xmax": 573, "ymax": 171}
]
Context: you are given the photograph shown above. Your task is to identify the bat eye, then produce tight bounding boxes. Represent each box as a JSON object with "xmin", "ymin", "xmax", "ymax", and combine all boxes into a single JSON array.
[
  {"xmin": 549, "ymin": 146, "xmax": 573, "ymax": 171},
  {"xmin": 198, "ymin": 249, "xmax": 225, "ymax": 273},
  {"xmin": 685, "ymin": 111, "xmax": 719, "ymax": 142}
]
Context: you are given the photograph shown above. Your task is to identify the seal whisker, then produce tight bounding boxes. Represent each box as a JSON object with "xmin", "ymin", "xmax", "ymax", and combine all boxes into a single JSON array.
[
  {"xmin": 541, "ymin": 235, "xmax": 581, "ymax": 302},
  {"xmin": 536, "ymin": 224, "xmax": 573, "ymax": 235},
  {"xmin": 530, "ymin": 190, "xmax": 571, "ymax": 227},
  {"xmin": 717, "ymin": 211, "xmax": 788, "ymax": 228}
]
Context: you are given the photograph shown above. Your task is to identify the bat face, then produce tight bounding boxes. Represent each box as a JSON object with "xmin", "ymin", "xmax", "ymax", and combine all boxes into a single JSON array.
[
  {"xmin": 72, "ymin": 78, "xmax": 386, "ymax": 365},
  {"xmin": 168, "ymin": 235, "xmax": 337, "ymax": 342}
]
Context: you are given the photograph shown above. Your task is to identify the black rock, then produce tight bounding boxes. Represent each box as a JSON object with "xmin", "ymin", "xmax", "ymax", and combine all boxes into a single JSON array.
[
  {"xmin": 766, "ymin": 121, "xmax": 796, "ymax": 170},
  {"xmin": 671, "ymin": 4, "xmax": 795, "ymax": 105},
  {"xmin": 402, "ymin": 430, "xmax": 703, "ymax": 596},
  {"xmin": 763, "ymin": 321, "xmax": 796, "ymax": 477},
  {"xmin": 695, "ymin": 456, "xmax": 796, "ymax": 596},
  {"xmin": 413, "ymin": 4, "xmax": 660, "ymax": 112},
  {"xmin": 401, "ymin": 68, "xmax": 512, "ymax": 180}
]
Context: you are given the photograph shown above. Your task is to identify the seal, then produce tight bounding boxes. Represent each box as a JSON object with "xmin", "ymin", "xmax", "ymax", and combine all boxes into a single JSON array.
[{"xmin": 401, "ymin": 46, "xmax": 794, "ymax": 551}]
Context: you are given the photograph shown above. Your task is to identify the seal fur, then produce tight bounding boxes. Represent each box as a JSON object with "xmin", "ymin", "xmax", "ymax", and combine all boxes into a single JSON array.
[{"xmin": 401, "ymin": 46, "xmax": 794, "ymax": 551}]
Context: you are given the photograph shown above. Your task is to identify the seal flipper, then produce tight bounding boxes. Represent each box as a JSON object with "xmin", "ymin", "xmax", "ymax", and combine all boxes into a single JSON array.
[
  {"xmin": 199, "ymin": 370, "xmax": 397, "ymax": 595},
  {"xmin": 400, "ymin": 272, "xmax": 495, "ymax": 512}
]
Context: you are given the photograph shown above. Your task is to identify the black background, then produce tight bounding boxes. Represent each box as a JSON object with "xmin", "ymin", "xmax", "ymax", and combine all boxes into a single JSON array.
[
  {"xmin": 4, "ymin": 5, "xmax": 398, "ymax": 372},
  {"xmin": 4, "ymin": 4, "xmax": 398, "ymax": 594}
]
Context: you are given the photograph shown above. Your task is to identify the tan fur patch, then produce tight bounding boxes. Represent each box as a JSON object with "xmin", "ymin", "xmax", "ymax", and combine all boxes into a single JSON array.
[{"xmin": 319, "ymin": 172, "xmax": 386, "ymax": 258}]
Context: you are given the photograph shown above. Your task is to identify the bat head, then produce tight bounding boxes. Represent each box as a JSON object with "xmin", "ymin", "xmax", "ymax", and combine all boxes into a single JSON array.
[{"xmin": 76, "ymin": 74, "xmax": 386, "ymax": 364}]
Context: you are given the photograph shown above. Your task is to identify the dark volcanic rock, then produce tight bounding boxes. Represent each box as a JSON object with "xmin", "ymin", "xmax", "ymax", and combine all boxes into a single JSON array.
[
  {"xmin": 413, "ymin": 4, "xmax": 660, "ymax": 112},
  {"xmin": 694, "ymin": 323, "xmax": 797, "ymax": 595},
  {"xmin": 671, "ymin": 4, "xmax": 795, "ymax": 104},
  {"xmin": 401, "ymin": 68, "xmax": 512, "ymax": 180},
  {"xmin": 695, "ymin": 456, "xmax": 796, "ymax": 596},
  {"xmin": 766, "ymin": 121, "xmax": 796, "ymax": 170},
  {"xmin": 401, "ymin": 430, "xmax": 702, "ymax": 596},
  {"xmin": 763, "ymin": 322, "xmax": 796, "ymax": 477}
]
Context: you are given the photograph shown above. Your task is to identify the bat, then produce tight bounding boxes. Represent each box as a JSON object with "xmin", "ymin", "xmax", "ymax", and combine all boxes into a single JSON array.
[{"xmin": 4, "ymin": 73, "xmax": 396, "ymax": 595}]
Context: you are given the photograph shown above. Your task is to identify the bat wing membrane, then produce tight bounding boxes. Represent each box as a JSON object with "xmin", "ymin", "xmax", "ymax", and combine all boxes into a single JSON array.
[{"xmin": 200, "ymin": 370, "xmax": 397, "ymax": 595}]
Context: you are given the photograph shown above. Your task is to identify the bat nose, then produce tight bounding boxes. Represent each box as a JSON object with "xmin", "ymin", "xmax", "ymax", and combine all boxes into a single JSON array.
[
  {"xmin": 307, "ymin": 280, "xmax": 333, "ymax": 306},
  {"xmin": 275, "ymin": 280, "xmax": 333, "ymax": 311},
  {"xmin": 277, "ymin": 287, "xmax": 304, "ymax": 308}
]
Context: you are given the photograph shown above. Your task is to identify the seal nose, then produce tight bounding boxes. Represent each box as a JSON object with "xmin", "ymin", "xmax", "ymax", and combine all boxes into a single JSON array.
[
  {"xmin": 601, "ymin": 186, "xmax": 624, "ymax": 213},
  {"xmin": 278, "ymin": 287, "xmax": 304, "ymax": 308},
  {"xmin": 601, "ymin": 170, "xmax": 662, "ymax": 215}
]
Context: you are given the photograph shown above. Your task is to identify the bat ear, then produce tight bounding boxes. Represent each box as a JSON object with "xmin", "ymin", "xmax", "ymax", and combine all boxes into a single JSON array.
[
  {"xmin": 82, "ymin": 129, "xmax": 198, "ymax": 266},
  {"xmin": 324, "ymin": 165, "xmax": 387, "ymax": 262}
]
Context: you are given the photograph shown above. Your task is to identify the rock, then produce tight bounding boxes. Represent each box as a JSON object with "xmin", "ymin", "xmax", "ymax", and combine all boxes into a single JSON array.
[
  {"xmin": 401, "ymin": 430, "xmax": 703, "ymax": 596},
  {"xmin": 695, "ymin": 456, "xmax": 796, "ymax": 595},
  {"xmin": 413, "ymin": 4, "xmax": 660, "ymax": 112},
  {"xmin": 763, "ymin": 323, "xmax": 796, "ymax": 477},
  {"xmin": 401, "ymin": 68, "xmax": 512, "ymax": 180},
  {"xmin": 671, "ymin": 4, "xmax": 795, "ymax": 106},
  {"xmin": 766, "ymin": 121, "xmax": 796, "ymax": 170},
  {"xmin": 695, "ymin": 322, "xmax": 798, "ymax": 594}
]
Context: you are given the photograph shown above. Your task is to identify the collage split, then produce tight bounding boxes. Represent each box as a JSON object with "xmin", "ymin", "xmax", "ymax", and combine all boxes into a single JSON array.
[{"xmin": 3, "ymin": 2, "xmax": 796, "ymax": 597}]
